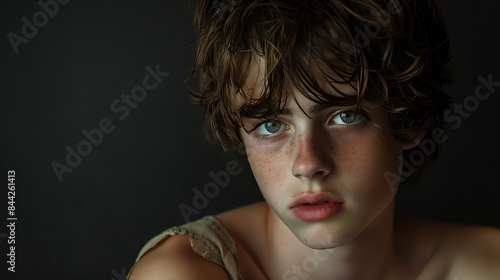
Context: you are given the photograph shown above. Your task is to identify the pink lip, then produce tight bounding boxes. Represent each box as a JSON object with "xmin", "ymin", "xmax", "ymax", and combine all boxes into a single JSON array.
[{"xmin": 290, "ymin": 193, "xmax": 343, "ymax": 221}]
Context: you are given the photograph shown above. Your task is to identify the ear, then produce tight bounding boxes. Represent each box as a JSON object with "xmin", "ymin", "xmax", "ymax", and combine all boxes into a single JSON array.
[{"xmin": 399, "ymin": 129, "xmax": 427, "ymax": 150}]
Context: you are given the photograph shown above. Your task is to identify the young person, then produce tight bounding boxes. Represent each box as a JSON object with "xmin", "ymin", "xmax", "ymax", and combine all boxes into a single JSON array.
[{"xmin": 128, "ymin": 0, "xmax": 500, "ymax": 279}]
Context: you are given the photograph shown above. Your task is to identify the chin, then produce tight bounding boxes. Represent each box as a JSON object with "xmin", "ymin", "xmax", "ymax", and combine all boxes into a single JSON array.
[{"xmin": 291, "ymin": 220, "xmax": 360, "ymax": 250}]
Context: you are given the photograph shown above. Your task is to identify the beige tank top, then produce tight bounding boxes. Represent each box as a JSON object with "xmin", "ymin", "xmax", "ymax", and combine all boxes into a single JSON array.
[{"xmin": 127, "ymin": 216, "xmax": 242, "ymax": 280}]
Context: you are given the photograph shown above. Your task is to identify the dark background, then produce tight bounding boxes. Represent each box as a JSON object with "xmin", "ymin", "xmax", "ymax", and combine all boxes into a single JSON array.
[{"xmin": 1, "ymin": 0, "xmax": 499, "ymax": 279}]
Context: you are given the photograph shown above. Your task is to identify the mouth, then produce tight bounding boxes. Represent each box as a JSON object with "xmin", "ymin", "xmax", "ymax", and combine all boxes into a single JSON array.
[
  {"xmin": 290, "ymin": 193, "xmax": 343, "ymax": 221},
  {"xmin": 290, "ymin": 193, "xmax": 343, "ymax": 208}
]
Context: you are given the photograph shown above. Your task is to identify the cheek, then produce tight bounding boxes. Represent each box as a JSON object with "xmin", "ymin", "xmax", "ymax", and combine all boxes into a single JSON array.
[
  {"xmin": 245, "ymin": 144, "xmax": 288, "ymax": 195},
  {"xmin": 247, "ymin": 145, "xmax": 283, "ymax": 187},
  {"xmin": 340, "ymin": 133, "xmax": 402, "ymax": 198}
]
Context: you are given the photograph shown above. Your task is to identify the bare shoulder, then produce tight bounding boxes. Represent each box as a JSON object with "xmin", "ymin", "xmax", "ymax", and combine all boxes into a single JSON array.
[
  {"xmin": 444, "ymin": 223, "xmax": 500, "ymax": 279},
  {"xmin": 129, "ymin": 202, "xmax": 268, "ymax": 280},
  {"xmin": 397, "ymin": 215, "xmax": 500, "ymax": 279},
  {"xmin": 128, "ymin": 235, "xmax": 230, "ymax": 280}
]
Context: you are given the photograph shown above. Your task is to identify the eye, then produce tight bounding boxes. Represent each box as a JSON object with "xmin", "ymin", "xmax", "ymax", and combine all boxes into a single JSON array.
[
  {"xmin": 255, "ymin": 120, "xmax": 286, "ymax": 136},
  {"xmin": 331, "ymin": 111, "xmax": 364, "ymax": 125}
]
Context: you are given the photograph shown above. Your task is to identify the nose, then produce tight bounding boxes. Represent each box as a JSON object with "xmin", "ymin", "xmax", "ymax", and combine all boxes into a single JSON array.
[{"xmin": 291, "ymin": 129, "xmax": 334, "ymax": 180}]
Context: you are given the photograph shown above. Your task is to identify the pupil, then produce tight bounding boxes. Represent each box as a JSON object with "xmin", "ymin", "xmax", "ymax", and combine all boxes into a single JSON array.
[{"xmin": 265, "ymin": 121, "xmax": 281, "ymax": 133}]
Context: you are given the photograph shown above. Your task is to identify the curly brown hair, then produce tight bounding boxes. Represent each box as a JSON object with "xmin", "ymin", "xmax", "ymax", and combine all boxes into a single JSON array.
[{"xmin": 190, "ymin": 0, "xmax": 452, "ymax": 163}]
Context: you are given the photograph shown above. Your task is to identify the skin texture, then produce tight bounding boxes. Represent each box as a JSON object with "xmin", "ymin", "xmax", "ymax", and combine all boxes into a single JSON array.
[{"xmin": 240, "ymin": 89, "xmax": 407, "ymax": 250}]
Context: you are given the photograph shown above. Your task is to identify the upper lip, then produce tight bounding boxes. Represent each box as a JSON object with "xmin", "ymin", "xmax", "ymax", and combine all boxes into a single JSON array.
[{"xmin": 289, "ymin": 192, "xmax": 343, "ymax": 208}]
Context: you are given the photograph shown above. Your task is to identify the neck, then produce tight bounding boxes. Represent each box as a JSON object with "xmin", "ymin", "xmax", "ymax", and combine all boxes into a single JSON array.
[{"xmin": 266, "ymin": 201, "xmax": 399, "ymax": 280}]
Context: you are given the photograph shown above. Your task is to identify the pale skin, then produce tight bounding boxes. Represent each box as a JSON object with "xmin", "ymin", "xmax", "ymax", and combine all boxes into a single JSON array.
[{"xmin": 129, "ymin": 64, "xmax": 500, "ymax": 280}]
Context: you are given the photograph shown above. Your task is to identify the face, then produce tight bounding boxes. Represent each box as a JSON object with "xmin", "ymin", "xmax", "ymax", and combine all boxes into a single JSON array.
[{"xmin": 239, "ymin": 79, "xmax": 415, "ymax": 249}]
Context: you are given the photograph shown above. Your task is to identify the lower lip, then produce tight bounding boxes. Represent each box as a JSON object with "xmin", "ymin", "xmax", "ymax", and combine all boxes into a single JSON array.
[{"xmin": 291, "ymin": 202, "xmax": 342, "ymax": 221}]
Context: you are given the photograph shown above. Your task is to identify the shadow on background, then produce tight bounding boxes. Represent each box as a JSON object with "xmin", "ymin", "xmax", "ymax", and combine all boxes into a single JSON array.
[{"xmin": 0, "ymin": 0, "xmax": 498, "ymax": 279}]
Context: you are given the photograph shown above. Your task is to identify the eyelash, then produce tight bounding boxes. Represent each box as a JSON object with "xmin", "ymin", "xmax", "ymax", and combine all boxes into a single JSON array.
[{"xmin": 250, "ymin": 110, "xmax": 365, "ymax": 139}]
